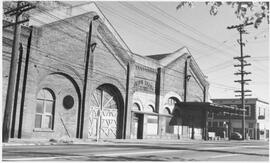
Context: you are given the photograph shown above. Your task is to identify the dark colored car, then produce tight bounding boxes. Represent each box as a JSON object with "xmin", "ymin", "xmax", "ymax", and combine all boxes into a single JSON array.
[{"xmin": 230, "ymin": 132, "xmax": 242, "ymax": 140}]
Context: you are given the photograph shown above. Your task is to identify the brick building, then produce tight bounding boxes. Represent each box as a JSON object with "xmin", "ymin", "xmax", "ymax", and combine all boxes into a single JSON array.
[
  {"xmin": 209, "ymin": 98, "xmax": 269, "ymax": 140},
  {"xmin": 3, "ymin": 3, "xmax": 210, "ymax": 141}
]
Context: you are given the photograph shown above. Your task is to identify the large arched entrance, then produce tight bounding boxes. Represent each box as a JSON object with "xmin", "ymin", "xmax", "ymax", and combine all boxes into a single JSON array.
[{"xmin": 88, "ymin": 84, "xmax": 124, "ymax": 139}]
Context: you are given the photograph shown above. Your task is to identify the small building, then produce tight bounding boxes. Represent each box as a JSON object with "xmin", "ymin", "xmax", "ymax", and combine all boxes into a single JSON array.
[{"xmin": 210, "ymin": 98, "xmax": 269, "ymax": 140}]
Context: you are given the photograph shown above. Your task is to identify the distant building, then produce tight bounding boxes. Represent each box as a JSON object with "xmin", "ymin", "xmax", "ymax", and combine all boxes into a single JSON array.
[
  {"xmin": 3, "ymin": 3, "xmax": 211, "ymax": 141},
  {"xmin": 209, "ymin": 98, "xmax": 269, "ymax": 140}
]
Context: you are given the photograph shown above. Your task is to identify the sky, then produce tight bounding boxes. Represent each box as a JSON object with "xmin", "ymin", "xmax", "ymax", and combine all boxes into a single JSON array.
[
  {"xmin": 8, "ymin": 1, "xmax": 268, "ymax": 102},
  {"xmin": 89, "ymin": 1, "xmax": 269, "ymax": 102}
]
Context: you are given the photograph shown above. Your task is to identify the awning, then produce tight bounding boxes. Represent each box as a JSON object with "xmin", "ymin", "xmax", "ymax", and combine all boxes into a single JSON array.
[
  {"xmin": 177, "ymin": 102, "xmax": 245, "ymax": 113},
  {"xmin": 169, "ymin": 102, "xmax": 245, "ymax": 125}
]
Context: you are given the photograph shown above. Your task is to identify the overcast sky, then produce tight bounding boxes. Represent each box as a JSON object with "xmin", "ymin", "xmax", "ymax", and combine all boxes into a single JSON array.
[{"xmin": 91, "ymin": 1, "xmax": 269, "ymax": 102}]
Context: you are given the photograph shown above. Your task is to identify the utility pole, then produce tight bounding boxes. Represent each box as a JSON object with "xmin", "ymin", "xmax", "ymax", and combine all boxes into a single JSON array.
[
  {"xmin": 2, "ymin": 1, "xmax": 35, "ymax": 142},
  {"xmin": 227, "ymin": 22, "xmax": 253, "ymax": 140}
]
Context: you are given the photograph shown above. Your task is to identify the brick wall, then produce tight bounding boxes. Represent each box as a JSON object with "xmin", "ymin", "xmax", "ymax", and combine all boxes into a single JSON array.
[{"xmin": 3, "ymin": 10, "xmax": 208, "ymax": 140}]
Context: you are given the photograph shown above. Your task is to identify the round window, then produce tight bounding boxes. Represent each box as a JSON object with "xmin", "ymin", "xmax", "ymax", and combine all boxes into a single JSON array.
[{"xmin": 63, "ymin": 95, "xmax": 74, "ymax": 109}]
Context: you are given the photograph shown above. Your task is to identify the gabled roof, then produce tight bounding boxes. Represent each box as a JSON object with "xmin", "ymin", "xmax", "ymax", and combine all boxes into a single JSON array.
[
  {"xmin": 29, "ymin": 2, "xmax": 132, "ymax": 57},
  {"xmin": 146, "ymin": 47, "xmax": 189, "ymax": 66},
  {"xmin": 147, "ymin": 46, "xmax": 209, "ymax": 87},
  {"xmin": 147, "ymin": 53, "xmax": 171, "ymax": 60}
]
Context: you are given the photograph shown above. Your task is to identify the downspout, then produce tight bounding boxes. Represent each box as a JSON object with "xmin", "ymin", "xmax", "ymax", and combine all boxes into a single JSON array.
[
  {"xmin": 123, "ymin": 63, "xmax": 130, "ymax": 139},
  {"xmin": 18, "ymin": 27, "xmax": 33, "ymax": 138},
  {"xmin": 80, "ymin": 15, "xmax": 99, "ymax": 138},
  {"xmin": 155, "ymin": 67, "xmax": 161, "ymax": 136}
]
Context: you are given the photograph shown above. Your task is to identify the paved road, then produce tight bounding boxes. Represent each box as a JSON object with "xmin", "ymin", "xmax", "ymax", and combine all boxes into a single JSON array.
[{"xmin": 2, "ymin": 140, "xmax": 269, "ymax": 161}]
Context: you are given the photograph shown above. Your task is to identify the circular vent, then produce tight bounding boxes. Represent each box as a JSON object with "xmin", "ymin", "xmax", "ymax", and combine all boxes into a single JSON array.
[{"xmin": 63, "ymin": 95, "xmax": 74, "ymax": 109}]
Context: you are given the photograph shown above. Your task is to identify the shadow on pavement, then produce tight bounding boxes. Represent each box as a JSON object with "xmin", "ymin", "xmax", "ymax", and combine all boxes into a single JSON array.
[
  {"xmin": 3, "ymin": 151, "xmax": 79, "ymax": 158},
  {"xmin": 64, "ymin": 143, "xmax": 269, "ymax": 157},
  {"xmin": 62, "ymin": 155, "xmax": 194, "ymax": 161}
]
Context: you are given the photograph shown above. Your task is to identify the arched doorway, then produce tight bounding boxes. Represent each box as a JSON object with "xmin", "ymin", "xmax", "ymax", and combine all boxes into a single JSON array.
[{"xmin": 88, "ymin": 84, "xmax": 124, "ymax": 139}]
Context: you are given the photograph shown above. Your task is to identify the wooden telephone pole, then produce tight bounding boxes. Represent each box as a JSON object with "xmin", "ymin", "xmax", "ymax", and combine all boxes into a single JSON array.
[
  {"xmin": 2, "ymin": 1, "xmax": 35, "ymax": 142},
  {"xmin": 227, "ymin": 22, "xmax": 253, "ymax": 140}
]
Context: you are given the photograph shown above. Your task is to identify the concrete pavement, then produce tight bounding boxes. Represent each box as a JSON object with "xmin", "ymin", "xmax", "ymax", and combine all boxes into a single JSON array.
[{"xmin": 2, "ymin": 139, "xmax": 269, "ymax": 161}]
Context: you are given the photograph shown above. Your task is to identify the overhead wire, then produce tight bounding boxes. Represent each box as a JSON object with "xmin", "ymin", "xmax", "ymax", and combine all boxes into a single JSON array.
[
  {"xmin": 6, "ymin": 2, "xmax": 266, "ymax": 94},
  {"xmin": 119, "ymin": 2, "xmax": 235, "ymax": 57}
]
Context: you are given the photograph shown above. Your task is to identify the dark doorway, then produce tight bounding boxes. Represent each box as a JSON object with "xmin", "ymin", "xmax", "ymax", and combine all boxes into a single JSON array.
[{"xmin": 132, "ymin": 113, "xmax": 143, "ymax": 139}]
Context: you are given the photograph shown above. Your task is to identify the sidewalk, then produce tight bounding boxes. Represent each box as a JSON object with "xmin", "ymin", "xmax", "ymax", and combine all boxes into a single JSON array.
[
  {"xmin": 2, "ymin": 137, "xmax": 204, "ymax": 147},
  {"xmin": 2, "ymin": 138, "xmax": 98, "ymax": 147},
  {"xmin": 2, "ymin": 137, "xmax": 265, "ymax": 147}
]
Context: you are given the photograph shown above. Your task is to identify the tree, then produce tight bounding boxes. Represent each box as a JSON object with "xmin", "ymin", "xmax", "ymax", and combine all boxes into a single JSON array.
[{"xmin": 176, "ymin": 2, "xmax": 269, "ymax": 28}]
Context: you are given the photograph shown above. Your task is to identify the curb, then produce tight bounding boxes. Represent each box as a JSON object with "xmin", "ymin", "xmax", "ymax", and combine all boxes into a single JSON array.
[
  {"xmin": 3, "ymin": 139, "xmax": 266, "ymax": 147},
  {"xmin": 3, "ymin": 142, "xmax": 57, "ymax": 147}
]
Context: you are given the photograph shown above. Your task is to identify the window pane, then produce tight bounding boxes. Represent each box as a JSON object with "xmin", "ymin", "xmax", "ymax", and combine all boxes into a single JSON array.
[
  {"xmin": 245, "ymin": 106, "xmax": 250, "ymax": 116},
  {"xmin": 43, "ymin": 115, "xmax": 52, "ymax": 129},
  {"xmin": 213, "ymin": 122, "xmax": 218, "ymax": 127},
  {"xmin": 44, "ymin": 90, "xmax": 53, "ymax": 100},
  {"xmin": 35, "ymin": 115, "xmax": 42, "ymax": 128},
  {"xmin": 45, "ymin": 101, "xmax": 53, "ymax": 114},
  {"xmin": 219, "ymin": 122, "xmax": 223, "ymax": 127},
  {"xmin": 132, "ymin": 103, "xmax": 140, "ymax": 111},
  {"xmin": 36, "ymin": 100, "xmax": 44, "ymax": 113},
  {"xmin": 147, "ymin": 116, "xmax": 158, "ymax": 135},
  {"xmin": 146, "ymin": 105, "xmax": 155, "ymax": 112}
]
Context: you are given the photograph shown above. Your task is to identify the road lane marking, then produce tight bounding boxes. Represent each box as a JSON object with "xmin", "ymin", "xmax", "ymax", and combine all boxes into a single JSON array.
[
  {"xmin": 3, "ymin": 149, "xmax": 181, "ymax": 161},
  {"xmin": 3, "ymin": 156, "xmax": 84, "ymax": 161},
  {"xmin": 208, "ymin": 154, "xmax": 242, "ymax": 159},
  {"xmin": 94, "ymin": 149, "xmax": 180, "ymax": 156},
  {"xmin": 199, "ymin": 145, "xmax": 269, "ymax": 150}
]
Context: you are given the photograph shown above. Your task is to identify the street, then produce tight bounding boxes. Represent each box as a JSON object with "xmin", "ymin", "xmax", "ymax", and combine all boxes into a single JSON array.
[{"xmin": 2, "ymin": 140, "xmax": 269, "ymax": 161}]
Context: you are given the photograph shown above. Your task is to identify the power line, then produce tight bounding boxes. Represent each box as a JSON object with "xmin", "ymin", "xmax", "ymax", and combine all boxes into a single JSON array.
[
  {"xmin": 4, "ymin": 3, "xmax": 264, "ymax": 98},
  {"xmin": 120, "ymin": 2, "xmax": 233, "ymax": 55}
]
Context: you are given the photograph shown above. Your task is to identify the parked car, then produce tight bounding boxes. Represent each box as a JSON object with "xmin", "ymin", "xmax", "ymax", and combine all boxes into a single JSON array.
[{"xmin": 230, "ymin": 132, "xmax": 242, "ymax": 140}]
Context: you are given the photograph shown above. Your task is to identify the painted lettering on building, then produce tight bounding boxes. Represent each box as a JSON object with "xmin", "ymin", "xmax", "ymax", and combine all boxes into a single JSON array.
[{"xmin": 134, "ymin": 79, "xmax": 154, "ymax": 92}]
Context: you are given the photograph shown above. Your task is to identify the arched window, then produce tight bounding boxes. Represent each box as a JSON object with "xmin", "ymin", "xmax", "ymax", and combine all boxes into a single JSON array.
[
  {"xmin": 132, "ymin": 103, "xmax": 140, "ymax": 111},
  {"xmin": 146, "ymin": 105, "xmax": 155, "ymax": 112},
  {"xmin": 35, "ymin": 89, "xmax": 55, "ymax": 129},
  {"xmin": 164, "ymin": 107, "xmax": 171, "ymax": 115}
]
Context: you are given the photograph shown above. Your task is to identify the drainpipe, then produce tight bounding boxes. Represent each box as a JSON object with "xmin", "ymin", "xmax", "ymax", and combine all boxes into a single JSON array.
[
  {"xmin": 183, "ymin": 55, "xmax": 191, "ymax": 139},
  {"xmin": 123, "ymin": 63, "xmax": 130, "ymax": 139},
  {"xmin": 155, "ymin": 67, "xmax": 162, "ymax": 137},
  {"xmin": 80, "ymin": 15, "xmax": 99, "ymax": 139},
  {"xmin": 184, "ymin": 56, "xmax": 191, "ymax": 102},
  {"xmin": 18, "ymin": 26, "xmax": 33, "ymax": 138},
  {"xmin": 203, "ymin": 86, "xmax": 208, "ymax": 141},
  {"xmin": 11, "ymin": 43, "xmax": 23, "ymax": 138}
]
